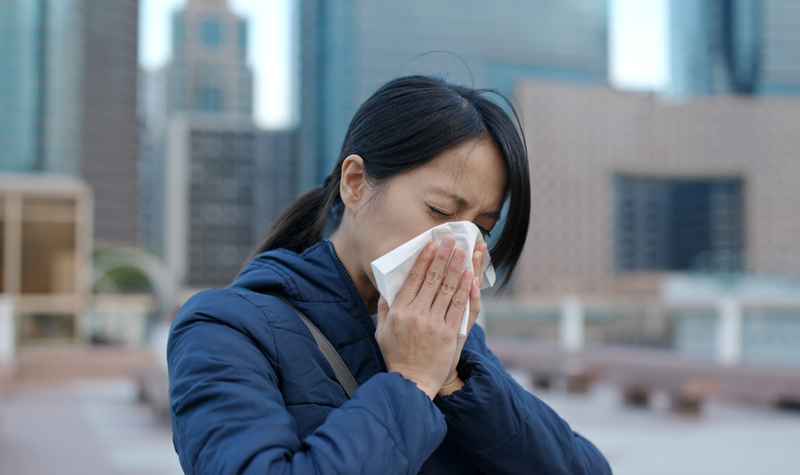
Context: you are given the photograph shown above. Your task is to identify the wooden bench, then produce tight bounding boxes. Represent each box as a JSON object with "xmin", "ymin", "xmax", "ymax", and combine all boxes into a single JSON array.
[{"xmin": 486, "ymin": 336, "xmax": 800, "ymax": 415}]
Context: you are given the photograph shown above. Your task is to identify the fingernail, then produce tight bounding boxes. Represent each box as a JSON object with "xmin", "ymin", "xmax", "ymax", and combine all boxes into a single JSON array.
[
  {"xmin": 442, "ymin": 236, "xmax": 455, "ymax": 249},
  {"xmin": 425, "ymin": 242, "xmax": 437, "ymax": 255},
  {"xmin": 473, "ymin": 277, "xmax": 480, "ymax": 290},
  {"xmin": 474, "ymin": 251, "xmax": 482, "ymax": 263},
  {"xmin": 453, "ymin": 248, "xmax": 465, "ymax": 260},
  {"xmin": 462, "ymin": 269, "xmax": 474, "ymax": 282}
]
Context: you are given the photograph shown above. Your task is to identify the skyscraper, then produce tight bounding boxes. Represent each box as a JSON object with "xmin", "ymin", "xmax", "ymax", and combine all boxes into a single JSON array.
[
  {"xmin": 157, "ymin": 0, "xmax": 295, "ymax": 292},
  {"xmin": 669, "ymin": 0, "xmax": 800, "ymax": 98},
  {"xmin": 166, "ymin": 0, "xmax": 253, "ymax": 116},
  {"xmin": 298, "ymin": 0, "xmax": 610, "ymax": 191},
  {"xmin": 0, "ymin": 0, "xmax": 140, "ymax": 246}
]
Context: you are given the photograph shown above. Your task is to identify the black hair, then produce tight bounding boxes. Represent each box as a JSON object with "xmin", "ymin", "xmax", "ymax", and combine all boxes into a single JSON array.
[{"xmin": 250, "ymin": 75, "xmax": 530, "ymax": 290}]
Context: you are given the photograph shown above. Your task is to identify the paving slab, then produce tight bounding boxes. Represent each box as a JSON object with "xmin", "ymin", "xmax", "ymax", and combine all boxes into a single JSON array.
[
  {"xmin": 508, "ymin": 369, "xmax": 800, "ymax": 475},
  {"xmin": 2, "ymin": 373, "xmax": 799, "ymax": 474},
  {"xmin": 0, "ymin": 379, "xmax": 182, "ymax": 475}
]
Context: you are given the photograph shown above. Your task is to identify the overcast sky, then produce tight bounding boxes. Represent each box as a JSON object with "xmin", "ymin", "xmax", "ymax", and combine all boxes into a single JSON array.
[{"xmin": 138, "ymin": 0, "xmax": 669, "ymax": 130}]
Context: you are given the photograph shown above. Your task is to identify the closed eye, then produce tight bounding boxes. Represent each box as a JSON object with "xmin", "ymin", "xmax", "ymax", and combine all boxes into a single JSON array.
[
  {"xmin": 428, "ymin": 206, "xmax": 452, "ymax": 219},
  {"xmin": 429, "ymin": 206, "xmax": 492, "ymax": 238}
]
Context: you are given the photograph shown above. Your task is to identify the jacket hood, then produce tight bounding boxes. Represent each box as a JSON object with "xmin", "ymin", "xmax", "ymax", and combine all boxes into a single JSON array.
[{"xmin": 231, "ymin": 240, "xmax": 367, "ymax": 308}]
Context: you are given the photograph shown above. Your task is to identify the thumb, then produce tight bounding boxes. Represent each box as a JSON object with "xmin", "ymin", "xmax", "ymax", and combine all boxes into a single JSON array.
[{"xmin": 376, "ymin": 294, "xmax": 389, "ymax": 331}]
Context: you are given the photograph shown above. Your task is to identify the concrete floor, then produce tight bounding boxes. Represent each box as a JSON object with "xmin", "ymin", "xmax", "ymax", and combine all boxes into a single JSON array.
[
  {"xmin": 0, "ymin": 379, "xmax": 181, "ymax": 475},
  {"xmin": 509, "ymin": 370, "xmax": 800, "ymax": 475},
  {"xmin": 1, "ymin": 375, "xmax": 799, "ymax": 474}
]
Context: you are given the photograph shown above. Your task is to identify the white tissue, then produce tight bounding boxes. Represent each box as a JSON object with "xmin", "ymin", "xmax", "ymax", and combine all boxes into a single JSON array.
[{"xmin": 370, "ymin": 221, "xmax": 496, "ymax": 336}]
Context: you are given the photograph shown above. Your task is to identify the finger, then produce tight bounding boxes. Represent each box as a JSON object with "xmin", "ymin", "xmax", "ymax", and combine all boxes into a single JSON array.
[
  {"xmin": 431, "ymin": 247, "xmax": 466, "ymax": 316},
  {"xmin": 376, "ymin": 294, "xmax": 389, "ymax": 332},
  {"xmin": 393, "ymin": 241, "xmax": 438, "ymax": 307},
  {"xmin": 444, "ymin": 268, "xmax": 473, "ymax": 331},
  {"xmin": 415, "ymin": 236, "xmax": 456, "ymax": 306},
  {"xmin": 472, "ymin": 249, "xmax": 482, "ymax": 287},
  {"xmin": 467, "ymin": 276, "xmax": 481, "ymax": 332},
  {"xmin": 475, "ymin": 242, "xmax": 488, "ymax": 287}
]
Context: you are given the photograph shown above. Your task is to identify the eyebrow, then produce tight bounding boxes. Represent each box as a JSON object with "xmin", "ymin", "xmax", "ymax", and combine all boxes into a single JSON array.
[{"xmin": 427, "ymin": 188, "xmax": 502, "ymax": 220}]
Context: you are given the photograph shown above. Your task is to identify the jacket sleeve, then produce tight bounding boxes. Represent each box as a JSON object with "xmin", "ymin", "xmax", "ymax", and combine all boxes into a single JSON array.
[
  {"xmin": 168, "ymin": 290, "xmax": 447, "ymax": 475},
  {"xmin": 433, "ymin": 325, "xmax": 611, "ymax": 475}
]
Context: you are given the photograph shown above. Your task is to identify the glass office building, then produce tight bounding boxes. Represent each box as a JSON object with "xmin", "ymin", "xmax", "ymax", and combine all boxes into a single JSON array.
[
  {"xmin": 0, "ymin": 0, "xmax": 83, "ymax": 175},
  {"xmin": 669, "ymin": 0, "xmax": 800, "ymax": 98},
  {"xmin": 0, "ymin": 0, "xmax": 140, "ymax": 245},
  {"xmin": 298, "ymin": 0, "xmax": 609, "ymax": 191}
]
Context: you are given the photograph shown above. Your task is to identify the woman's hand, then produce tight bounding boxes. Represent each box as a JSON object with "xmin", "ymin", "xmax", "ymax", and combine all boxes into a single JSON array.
[
  {"xmin": 375, "ymin": 237, "xmax": 474, "ymax": 400},
  {"xmin": 437, "ymin": 242, "xmax": 486, "ymax": 397}
]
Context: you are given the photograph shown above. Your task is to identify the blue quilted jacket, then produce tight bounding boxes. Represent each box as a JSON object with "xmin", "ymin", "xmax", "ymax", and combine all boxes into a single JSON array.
[{"xmin": 168, "ymin": 240, "xmax": 611, "ymax": 474}]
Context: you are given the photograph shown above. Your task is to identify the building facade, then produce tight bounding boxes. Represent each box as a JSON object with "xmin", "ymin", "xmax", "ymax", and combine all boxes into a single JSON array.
[
  {"xmin": 669, "ymin": 0, "xmax": 800, "ymax": 98},
  {"xmin": 298, "ymin": 0, "xmax": 609, "ymax": 191},
  {"xmin": 513, "ymin": 80, "xmax": 800, "ymax": 298},
  {"xmin": 0, "ymin": 0, "xmax": 140, "ymax": 246},
  {"xmin": 0, "ymin": 175, "xmax": 93, "ymax": 342},
  {"xmin": 164, "ymin": 117, "xmax": 295, "ymax": 292},
  {"xmin": 166, "ymin": 0, "xmax": 253, "ymax": 116},
  {"xmin": 156, "ymin": 0, "xmax": 295, "ymax": 293}
]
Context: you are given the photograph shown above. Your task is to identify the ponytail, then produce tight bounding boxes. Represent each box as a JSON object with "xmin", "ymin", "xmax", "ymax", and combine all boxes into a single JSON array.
[{"xmin": 246, "ymin": 172, "xmax": 342, "ymax": 262}]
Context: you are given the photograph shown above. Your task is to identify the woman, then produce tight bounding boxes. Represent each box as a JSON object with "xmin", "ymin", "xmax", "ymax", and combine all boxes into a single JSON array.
[{"xmin": 168, "ymin": 75, "xmax": 611, "ymax": 474}]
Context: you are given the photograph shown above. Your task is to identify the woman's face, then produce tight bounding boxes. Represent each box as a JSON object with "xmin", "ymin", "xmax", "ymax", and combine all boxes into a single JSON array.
[{"xmin": 345, "ymin": 138, "xmax": 507, "ymax": 292}]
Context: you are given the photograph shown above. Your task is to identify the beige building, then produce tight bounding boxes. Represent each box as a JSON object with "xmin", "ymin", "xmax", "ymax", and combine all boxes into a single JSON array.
[
  {"xmin": 513, "ymin": 80, "xmax": 800, "ymax": 300},
  {"xmin": 166, "ymin": 0, "xmax": 253, "ymax": 116},
  {"xmin": 0, "ymin": 176, "xmax": 93, "ymax": 343}
]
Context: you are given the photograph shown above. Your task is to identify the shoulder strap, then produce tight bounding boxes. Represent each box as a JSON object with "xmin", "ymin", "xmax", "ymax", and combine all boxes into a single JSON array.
[{"xmin": 268, "ymin": 292, "xmax": 359, "ymax": 398}]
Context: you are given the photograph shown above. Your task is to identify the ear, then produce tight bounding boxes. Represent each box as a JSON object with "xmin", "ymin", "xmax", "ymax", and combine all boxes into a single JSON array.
[{"xmin": 339, "ymin": 155, "xmax": 368, "ymax": 214}]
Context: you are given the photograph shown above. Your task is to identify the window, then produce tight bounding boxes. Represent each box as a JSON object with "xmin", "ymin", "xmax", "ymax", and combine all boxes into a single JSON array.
[
  {"xmin": 173, "ymin": 18, "xmax": 185, "ymax": 48},
  {"xmin": 200, "ymin": 87, "xmax": 223, "ymax": 112},
  {"xmin": 614, "ymin": 175, "xmax": 744, "ymax": 272},
  {"xmin": 201, "ymin": 20, "xmax": 221, "ymax": 46},
  {"xmin": 238, "ymin": 21, "xmax": 247, "ymax": 50}
]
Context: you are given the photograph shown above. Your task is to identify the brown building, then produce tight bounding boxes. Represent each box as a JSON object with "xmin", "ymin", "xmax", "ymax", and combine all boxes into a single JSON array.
[
  {"xmin": 513, "ymin": 80, "xmax": 800, "ymax": 300},
  {"xmin": 0, "ymin": 176, "xmax": 93, "ymax": 343}
]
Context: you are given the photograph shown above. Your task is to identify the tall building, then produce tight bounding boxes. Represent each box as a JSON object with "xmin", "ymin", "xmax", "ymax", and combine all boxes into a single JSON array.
[
  {"xmin": 0, "ymin": 0, "xmax": 140, "ymax": 246},
  {"xmin": 669, "ymin": 0, "xmax": 800, "ymax": 98},
  {"xmin": 165, "ymin": 116, "xmax": 258, "ymax": 290},
  {"xmin": 299, "ymin": 0, "xmax": 609, "ymax": 191},
  {"xmin": 166, "ymin": 0, "xmax": 253, "ymax": 116},
  {"xmin": 156, "ymin": 0, "xmax": 296, "ymax": 292}
]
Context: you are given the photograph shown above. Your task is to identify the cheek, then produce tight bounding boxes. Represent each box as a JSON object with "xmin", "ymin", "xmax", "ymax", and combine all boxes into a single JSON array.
[{"xmin": 367, "ymin": 204, "xmax": 434, "ymax": 258}]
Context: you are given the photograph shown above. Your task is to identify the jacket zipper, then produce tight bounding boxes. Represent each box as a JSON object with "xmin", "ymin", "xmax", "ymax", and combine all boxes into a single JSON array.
[
  {"xmin": 325, "ymin": 240, "xmax": 388, "ymax": 372},
  {"xmin": 325, "ymin": 240, "xmax": 376, "ymax": 332}
]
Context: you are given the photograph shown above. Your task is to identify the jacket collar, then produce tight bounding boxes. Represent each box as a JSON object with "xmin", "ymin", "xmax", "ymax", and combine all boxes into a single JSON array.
[{"xmin": 232, "ymin": 240, "xmax": 377, "ymax": 344}]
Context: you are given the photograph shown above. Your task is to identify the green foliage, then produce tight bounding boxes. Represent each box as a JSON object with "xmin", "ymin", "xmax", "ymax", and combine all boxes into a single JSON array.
[{"xmin": 95, "ymin": 266, "xmax": 153, "ymax": 293}]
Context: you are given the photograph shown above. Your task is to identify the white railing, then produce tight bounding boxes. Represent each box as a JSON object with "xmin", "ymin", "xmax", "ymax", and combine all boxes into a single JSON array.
[
  {"xmin": 0, "ymin": 294, "xmax": 15, "ymax": 366},
  {"xmin": 484, "ymin": 295, "xmax": 800, "ymax": 367}
]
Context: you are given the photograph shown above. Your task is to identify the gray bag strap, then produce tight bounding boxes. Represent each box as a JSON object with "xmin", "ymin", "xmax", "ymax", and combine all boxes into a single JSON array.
[{"xmin": 268, "ymin": 292, "xmax": 359, "ymax": 398}]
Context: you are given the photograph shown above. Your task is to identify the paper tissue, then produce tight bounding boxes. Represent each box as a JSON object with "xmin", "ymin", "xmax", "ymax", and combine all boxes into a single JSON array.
[{"xmin": 370, "ymin": 221, "xmax": 496, "ymax": 336}]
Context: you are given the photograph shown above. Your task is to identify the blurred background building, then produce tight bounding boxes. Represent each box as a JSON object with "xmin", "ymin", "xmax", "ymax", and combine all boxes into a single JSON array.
[
  {"xmin": 0, "ymin": 176, "xmax": 93, "ymax": 342},
  {"xmin": 0, "ymin": 0, "xmax": 797, "ymax": 364},
  {"xmin": 669, "ymin": 0, "xmax": 800, "ymax": 98},
  {"xmin": 142, "ymin": 0, "xmax": 295, "ymax": 295},
  {"xmin": 508, "ymin": 79, "xmax": 800, "ymax": 365},
  {"xmin": 1, "ymin": 0, "xmax": 138, "ymax": 343},
  {"xmin": 0, "ymin": 0, "xmax": 140, "ymax": 247},
  {"xmin": 298, "ymin": 0, "xmax": 610, "ymax": 190}
]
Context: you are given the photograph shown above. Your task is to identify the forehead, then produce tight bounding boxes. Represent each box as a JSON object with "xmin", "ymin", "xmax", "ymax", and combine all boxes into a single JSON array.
[{"xmin": 398, "ymin": 138, "xmax": 507, "ymax": 207}]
